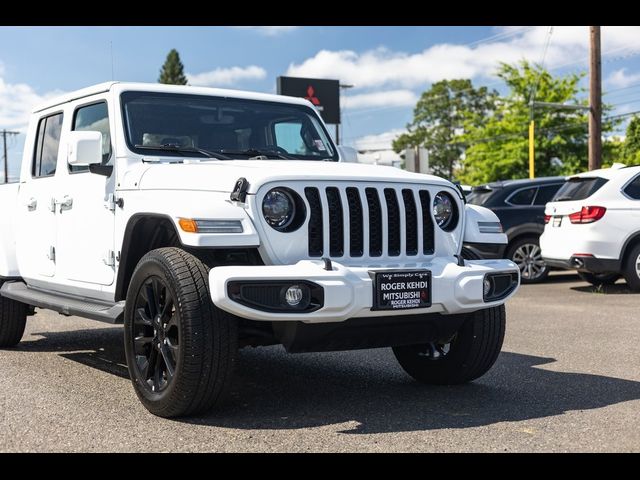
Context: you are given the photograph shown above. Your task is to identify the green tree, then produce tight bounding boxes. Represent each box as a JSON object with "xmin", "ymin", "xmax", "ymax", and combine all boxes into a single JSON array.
[
  {"xmin": 392, "ymin": 79, "xmax": 497, "ymax": 180},
  {"xmin": 158, "ymin": 49, "xmax": 188, "ymax": 85},
  {"xmin": 458, "ymin": 61, "xmax": 619, "ymax": 185},
  {"xmin": 621, "ymin": 116, "xmax": 640, "ymax": 165}
]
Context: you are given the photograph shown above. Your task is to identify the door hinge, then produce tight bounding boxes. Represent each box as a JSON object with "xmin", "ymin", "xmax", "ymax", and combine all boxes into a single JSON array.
[
  {"xmin": 103, "ymin": 250, "xmax": 116, "ymax": 267},
  {"xmin": 105, "ymin": 193, "xmax": 123, "ymax": 212},
  {"xmin": 47, "ymin": 246, "xmax": 56, "ymax": 262}
]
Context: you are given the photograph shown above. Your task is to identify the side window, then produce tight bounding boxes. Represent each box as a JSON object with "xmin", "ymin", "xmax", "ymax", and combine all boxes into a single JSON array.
[
  {"xmin": 507, "ymin": 187, "xmax": 536, "ymax": 206},
  {"xmin": 71, "ymin": 102, "xmax": 112, "ymax": 173},
  {"xmin": 274, "ymin": 121, "xmax": 307, "ymax": 154},
  {"xmin": 534, "ymin": 184, "xmax": 563, "ymax": 205},
  {"xmin": 32, "ymin": 113, "xmax": 63, "ymax": 178},
  {"xmin": 624, "ymin": 175, "xmax": 640, "ymax": 200}
]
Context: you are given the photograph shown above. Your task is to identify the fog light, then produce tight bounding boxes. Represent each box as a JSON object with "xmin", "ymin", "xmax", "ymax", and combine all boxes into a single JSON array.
[
  {"xmin": 483, "ymin": 277, "xmax": 492, "ymax": 297},
  {"xmin": 285, "ymin": 285, "xmax": 304, "ymax": 306}
]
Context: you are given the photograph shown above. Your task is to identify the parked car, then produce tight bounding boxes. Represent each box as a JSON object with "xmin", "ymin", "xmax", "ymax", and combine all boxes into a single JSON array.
[
  {"xmin": 465, "ymin": 176, "xmax": 565, "ymax": 283},
  {"xmin": 540, "ymin": 164, "xmax": 640, "ymax": 290},
  {"xmin": 0, "ymin": 82, "xmax": 520, "ymax": 418}
]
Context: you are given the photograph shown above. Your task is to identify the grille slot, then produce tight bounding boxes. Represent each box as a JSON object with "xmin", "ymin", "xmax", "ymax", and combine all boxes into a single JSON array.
[
  {"xmin": 305, "ymin": 187, "xmax": 323, "ymax": 257},
  {"xmin": 346, "ymin": 187, "xmax": 363, "ymax": 257},
  {"xmin": 365, "ymin": 188, "xmax": 383, "ymax": 257},
  {"xmin": 325, "ymin": 187, "xmax": 344, "ymax": 257},
  {"xmin": 384, "ymin": 188, "xmax": 401, "ymax": 256},
  {"xmin": 402, "ymin": 189, "xmax": 418, "ymax": 256},
  {"xmin": 419, "ymin": 190, "xmax": 435, "ymax": 255}
]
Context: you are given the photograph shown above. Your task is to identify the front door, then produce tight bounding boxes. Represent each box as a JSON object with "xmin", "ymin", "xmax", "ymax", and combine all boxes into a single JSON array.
[{"xmin": 55, "ymin": 100, "xmax": 116, "ymax": 286}]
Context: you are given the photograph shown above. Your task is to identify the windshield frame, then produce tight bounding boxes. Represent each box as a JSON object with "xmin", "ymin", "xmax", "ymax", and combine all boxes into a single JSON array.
[{"xmin": 119, "ymin": 91, "xmax": 339, "ymax": 161}]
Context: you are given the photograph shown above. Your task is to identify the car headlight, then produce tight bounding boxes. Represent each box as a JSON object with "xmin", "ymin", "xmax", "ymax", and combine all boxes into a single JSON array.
[
  {"xmin": 433, "ymin": 191, "xmax": 458, "ymax": 231},
  {"xmin": 263, "ymin": 189, "xmax": 295, "ymax": 230}
]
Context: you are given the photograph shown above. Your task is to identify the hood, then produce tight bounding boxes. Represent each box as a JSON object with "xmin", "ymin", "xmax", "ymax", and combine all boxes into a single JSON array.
[{"xmin": 136, "ymin": 160, "xmax": 453, "ymax": 193}]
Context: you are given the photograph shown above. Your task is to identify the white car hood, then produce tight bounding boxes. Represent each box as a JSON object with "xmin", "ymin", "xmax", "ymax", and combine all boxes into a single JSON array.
[{"xmin": 136, "ymin": 160, "xmax": 453, "ymax": 193}]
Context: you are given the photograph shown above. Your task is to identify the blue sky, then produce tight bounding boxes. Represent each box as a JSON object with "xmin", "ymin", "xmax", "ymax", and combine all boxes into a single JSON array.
[{"xmin": 2, "ymin": 26, "xmax": 640, "ymax": 180}]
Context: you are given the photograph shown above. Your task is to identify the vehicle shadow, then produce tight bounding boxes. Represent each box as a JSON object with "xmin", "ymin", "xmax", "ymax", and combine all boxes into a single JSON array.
[
  {"xmin": 540, "ymin": 272, "xmax": 580, "ymax": 284},
  {"xmin": 570, "ymin": 282, "xmax": 635, "ymax": 295},
  {"xmin": 20, "ymin": 327, "xmax": 640, "ymax": 434}
]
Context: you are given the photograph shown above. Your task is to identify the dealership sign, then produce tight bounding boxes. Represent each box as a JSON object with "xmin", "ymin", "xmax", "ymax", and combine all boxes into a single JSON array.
[{"xmin": 277, "ymin": 76, "xmax": 340, "ymax": 124}]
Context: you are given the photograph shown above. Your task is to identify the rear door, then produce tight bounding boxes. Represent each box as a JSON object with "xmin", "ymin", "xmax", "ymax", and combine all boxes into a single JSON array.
[{"xmin": 15, "ymin": 112, "xmax": 64, "ymax": 281}]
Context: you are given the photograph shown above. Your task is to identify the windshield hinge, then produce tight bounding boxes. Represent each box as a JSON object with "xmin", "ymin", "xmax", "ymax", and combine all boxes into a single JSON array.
[{"xmin": 104, "ymin": 193, "xmax": 123, "ymax": 211}]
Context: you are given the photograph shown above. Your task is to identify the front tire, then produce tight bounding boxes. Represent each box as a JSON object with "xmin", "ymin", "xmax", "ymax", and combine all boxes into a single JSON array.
[
  {"xmin": 0, "ymin": 294, "xmax": 28, "ymax": 348},
  {"xmin": 124, "ymin": 247, "xmax": 237, "ymax": 418},
  {"xmin": 393, "ymin": 305, "xmax": 505, "ymax": 385}
]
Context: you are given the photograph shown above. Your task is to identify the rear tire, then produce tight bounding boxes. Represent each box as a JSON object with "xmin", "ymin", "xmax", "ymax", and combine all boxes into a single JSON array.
[
  {"xmin": 0, "ymin": 294, "xmax": 28, "ymax": 348},
  {"xmin": 393, "ymin": 305, "xmax": 505, "ymax": 385},
  {"xmin": 506, "ymin": 236, "xmax": 549, "ymax": 284},
  {"xmin": 577, "ymin": 271, "xmax": 620, "ymax": 286},
  {"xmin": 124, "ymin": 247, "xmax": 237, "ymax": 418},
  {"xmin": 622, "ymin": 243, "xmax": 640, "ymax": 292}
]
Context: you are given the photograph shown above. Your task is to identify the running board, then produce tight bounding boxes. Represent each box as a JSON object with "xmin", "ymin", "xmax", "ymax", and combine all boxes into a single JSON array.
[{"xmin": 0, "ymin": 282, "xmax": 124, "ymax": 324}]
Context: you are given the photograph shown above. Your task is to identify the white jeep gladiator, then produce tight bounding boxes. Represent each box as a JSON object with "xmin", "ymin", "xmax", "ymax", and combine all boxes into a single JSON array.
[{"xmin": 0, "ymin": 82, "xmax": 519, "ymax": 417}]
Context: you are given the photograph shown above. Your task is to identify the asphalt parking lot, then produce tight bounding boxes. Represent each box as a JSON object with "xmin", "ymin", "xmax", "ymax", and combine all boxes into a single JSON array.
[{"xmin": 1, "ymin": 271, "xmax": 639, "ymax": 452}]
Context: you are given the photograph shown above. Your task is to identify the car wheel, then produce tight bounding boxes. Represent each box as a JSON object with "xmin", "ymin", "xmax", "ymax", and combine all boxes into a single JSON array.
[
  {"xmin": 506, "ymin": 236, "xmax": 549, "ymax": 284},
  {"xmin": 577, "ymin": 271, "xmax": 620, "ymax": 286},
  {"xmin": 124, "ymin": 247, "xmax": 237, "ymax": 418},
  {"xmin": 622, "ymin": 243, "xmax": 640, "ymax": 292},
  {"xmin": 393, "ymin": 305, "xmax": 505, "ymax": 385},
  {"xmin": 0, "ymin": 292, "xmax": 28, "ymax": 348}
]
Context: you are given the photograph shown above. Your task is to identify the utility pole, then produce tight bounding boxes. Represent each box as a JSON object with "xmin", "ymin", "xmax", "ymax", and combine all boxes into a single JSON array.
[
  {"xmin": 337, "ymin": 83, "xmax": 354, "ymax": 145},
  {"xmin": 589, "ymin": 26, "xmax": 602, "ymax": 171},
  {"xmin": 2, "ymin": 129, "xmax": 19, "ymax": 184}
]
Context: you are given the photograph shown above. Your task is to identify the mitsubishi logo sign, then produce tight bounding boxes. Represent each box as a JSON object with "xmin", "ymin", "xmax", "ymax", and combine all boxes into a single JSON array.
[{"xmin": 277, "ymin": 76, "xmax": 340, "ymax": 124}]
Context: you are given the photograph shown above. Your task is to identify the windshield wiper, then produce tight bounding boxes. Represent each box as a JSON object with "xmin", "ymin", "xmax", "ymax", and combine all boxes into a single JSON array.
[
  {"xmin": 218, "ymin": 148, "xmax": 295, "ymax": 160},
  {"xmin": 134, "ymin": 144, "xmax": 231, "ymax": 160}
]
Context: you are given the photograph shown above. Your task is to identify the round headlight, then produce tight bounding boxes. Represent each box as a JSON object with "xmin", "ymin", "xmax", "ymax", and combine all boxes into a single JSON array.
[
  {"xmin": 263, "ymin": 189, "xmax": 295, "ymax": 230},
  {"xmin": 433, "ymin": 192, "xmax": 457, "ymax": 231}
]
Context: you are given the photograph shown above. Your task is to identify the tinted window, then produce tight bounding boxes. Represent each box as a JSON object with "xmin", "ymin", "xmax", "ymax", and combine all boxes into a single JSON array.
[
  {"xmin": 553, "ymin": 177, "xmax": 608, "ymax": 201},
  {"xmin": 534, "ymin": 184, "xmax": 563, "ymax": 205},
  {"xmin": 71, "ymin": 102, "xmax": 112, "ymax": 173},
  {"xmin": 507, "ymin": 187, "xmax": 536, "ymax": 205},
  {"xmin": 624, "ymin": 175, "xmax": 640, "ymax": 199},
  {"xmin": 32, "ymin": 113, "xmax": 63, "ymax": 178},
  {"xmin": 274, "ymin": 121, "xmax": 308, "ymax": 154},
  {"xmin": 467, "ymin": 188, "xmax": 495, "ymax": 206}
]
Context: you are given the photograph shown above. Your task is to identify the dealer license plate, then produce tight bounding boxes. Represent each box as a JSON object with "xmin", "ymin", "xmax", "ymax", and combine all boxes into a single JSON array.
[{"xmin": 371, "ymin": 270, "xmax": 431, "ymax": 311}]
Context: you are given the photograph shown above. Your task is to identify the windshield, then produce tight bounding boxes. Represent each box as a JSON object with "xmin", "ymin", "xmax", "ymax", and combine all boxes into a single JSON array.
[
  {"xmin": 552, "ymin": 177, "xmax": 608, "ymax": 201},
  {"xmin": 120, "ymin": 91, "xmax": 338, "ymax": 161}
]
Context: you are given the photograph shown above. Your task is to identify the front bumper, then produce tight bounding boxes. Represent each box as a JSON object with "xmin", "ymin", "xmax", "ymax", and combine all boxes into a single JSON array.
[{"xmin": 209, "ymin": 257, "xmax": 520, "ymax": 323}]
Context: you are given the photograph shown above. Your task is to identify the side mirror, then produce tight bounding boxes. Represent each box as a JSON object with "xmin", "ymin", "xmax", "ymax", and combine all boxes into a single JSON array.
[
  {"xmin": 68, "ymin": 131, "xmax": 103, "ymax": 166},
  {"xmin": 337, "ymin": 146, "xmax": 359, "ymax": 163}
]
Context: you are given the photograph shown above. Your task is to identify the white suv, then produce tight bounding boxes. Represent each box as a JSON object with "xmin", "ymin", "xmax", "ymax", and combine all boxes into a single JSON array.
[{"xmin": 540, "ymin": 164, "xmax": 640, "ymax": 290}]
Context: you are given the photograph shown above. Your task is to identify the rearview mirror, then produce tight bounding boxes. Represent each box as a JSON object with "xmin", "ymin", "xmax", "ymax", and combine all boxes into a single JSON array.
[
  {"xmin": 338, "ymin": 146, "xmax": 359, "ymax": 163},
  {"xmin": 68, "ymin": 131, "xmax": 103, "ymax": 166}
]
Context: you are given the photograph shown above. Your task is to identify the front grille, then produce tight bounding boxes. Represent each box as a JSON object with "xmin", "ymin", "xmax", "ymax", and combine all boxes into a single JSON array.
[{"xmin": 305, "ymin": 185, "xmax": 435, "ymax": 259}]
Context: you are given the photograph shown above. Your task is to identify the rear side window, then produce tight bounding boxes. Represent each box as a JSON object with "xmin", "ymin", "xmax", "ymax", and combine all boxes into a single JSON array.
[
  {"xmin": 553, "ymin": 177, "xmax": 608, "ymax": 201},
  {"xmin": 32, "ymin": 113, "xmax": 63, "ymax": 178},
  {"xmin": 467, "ymin": 188, "xmax": 495, "ymax": 206},
  {"xmin": 71, "ymin": 102, "xmax": 112, "ymax": 173},
  {"xmin": 623, "ymin": 175, "xmax": 640, "ymax": 199},
  {"xmin": 533, "ymin": 184, "xmax": 563, "ymax": 205},
  {"xmin": 506, "ymin": 187, "xmax": 536, "ymax": 206}
]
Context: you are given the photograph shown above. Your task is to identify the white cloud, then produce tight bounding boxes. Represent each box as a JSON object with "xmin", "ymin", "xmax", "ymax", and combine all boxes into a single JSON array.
[
  {"xmin": 607, "ymin": 68, "xmax": 640, "ymax": 88},
  {"xmin": 286, "ymin": 26, "xmax": 640, "ymax": 90},
  {"xmin": 0, "ymin": 77, "xmax": 61, "ymax": 131},
  {"xmin": 231, "ymin": 26, "xmax": 299, "ymax": 36},
  {"xmin": 343, "ymin": 89, "xmax": 418, "ymax": 109},
  {"xmin": 187, "ymin": 65, "xmax": 267, "ymax": 87},
  {"xmin": 354, "ymin": 129, "xmax": 405, "ymax": 151}
]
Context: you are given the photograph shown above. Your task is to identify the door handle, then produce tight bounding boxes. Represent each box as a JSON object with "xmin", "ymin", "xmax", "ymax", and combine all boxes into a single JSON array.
[
  {"xmin": 26, "ymin": 198, "xmax": 37, "ymax": 211},
  {"xmin": 55, "ymin": 196, "xmax": 73, "ymax": 212}
]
